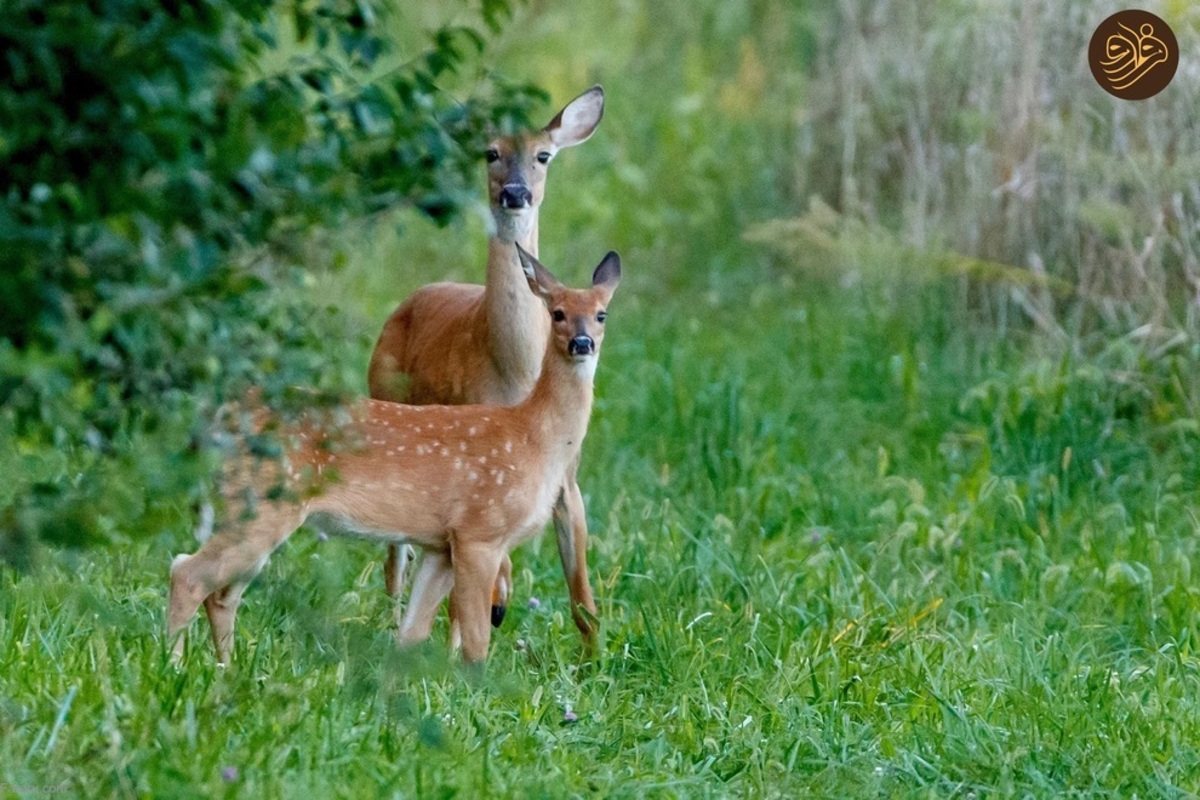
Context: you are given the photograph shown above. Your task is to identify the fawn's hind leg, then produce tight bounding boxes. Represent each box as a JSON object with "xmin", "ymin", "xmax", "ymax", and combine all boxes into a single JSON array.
[
  {"xmin": 204, "ymin": 581, "xmax": 253, "ymax": 666},
  {"xmin": 168, "ymin": 504, "xmax": 301, "ymax": 663},
  {"xmin": 168, "ymin": 554, "xmax": 208, "ymax": 662}
]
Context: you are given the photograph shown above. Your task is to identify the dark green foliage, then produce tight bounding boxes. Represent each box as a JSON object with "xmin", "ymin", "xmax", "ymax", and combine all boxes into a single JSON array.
[{"xmin": 0, "ymin": 0, "xmax": 543, "ymax": 555}]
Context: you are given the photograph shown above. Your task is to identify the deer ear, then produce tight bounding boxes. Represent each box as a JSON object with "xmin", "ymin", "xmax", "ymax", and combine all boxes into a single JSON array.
[
  {"xmin": 544, "ymin": 85, "xmax": 604, "ymax": 149},
  {"xmin": 515, "ymin": 244, "xmax": 561, "ymax": 301},
  {"xmin": 591, "ymin": 251, "xmax": 621, "ymax": 297}
]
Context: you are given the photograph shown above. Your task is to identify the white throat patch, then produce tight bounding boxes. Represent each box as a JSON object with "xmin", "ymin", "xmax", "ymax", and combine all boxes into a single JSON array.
[
  {"xmin": 492, "ymin": 209, "xmax": 535, "ymax": 243},
  {"xmin": 572, "ymin": 355, "xmax": 599, "ymax": 381}
]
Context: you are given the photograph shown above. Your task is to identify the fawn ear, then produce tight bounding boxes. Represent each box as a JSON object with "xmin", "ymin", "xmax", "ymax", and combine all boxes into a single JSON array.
[
  {"xmin": 516, "ymin": 244, "xmax": 562, "ymax": 301},
  {"xmin": 591, "ymin": 251, "xmax": 621, "ymax": 298},
  {"xmin": 544, "ymin": 85, "xmax": 605, "ymax": 149}
]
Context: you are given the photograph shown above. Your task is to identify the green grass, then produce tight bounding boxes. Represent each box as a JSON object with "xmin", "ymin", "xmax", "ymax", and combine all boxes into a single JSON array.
[{"xmin": 3, "ymin": 267, "xmax": 1200, "ymax": 797}]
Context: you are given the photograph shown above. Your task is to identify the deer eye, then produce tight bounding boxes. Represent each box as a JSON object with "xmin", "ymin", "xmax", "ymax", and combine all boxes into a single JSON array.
[
  {"xmin": 552, "ymin": 310, "xmax": 566, "ymax": 322},
  {"xmin": 486, "ymin": 149, "xmax": 500, "ymax": 163},
  {"xmin": 596, "ymin": 311, "xmax": 607, "ymax": 323},
  {"xmin": 536, "ymin": 151, "xmax": 551, "ymax": 164}
]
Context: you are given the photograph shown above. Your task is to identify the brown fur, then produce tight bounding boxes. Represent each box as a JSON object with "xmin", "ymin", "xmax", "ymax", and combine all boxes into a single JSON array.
[
  {"xmin": 168, "ymin": 249, "xmax": 620, "ymax": 664},
  {"xmin": 364, "ymin": 86, "xmax": 606, "ymax": 644}
]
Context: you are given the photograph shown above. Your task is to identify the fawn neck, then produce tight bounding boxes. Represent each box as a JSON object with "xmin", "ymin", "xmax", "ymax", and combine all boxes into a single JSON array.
[
  {"xmin": 523, "ymin": 341, "xmax": 596, "ymax": 459},
  {"xmin": 484, "ymin": 232, "xmax": 550, "ymax": 391}
]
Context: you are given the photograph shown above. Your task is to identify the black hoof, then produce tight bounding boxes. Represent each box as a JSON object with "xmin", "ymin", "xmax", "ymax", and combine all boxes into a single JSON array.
[{"xmin": 491, "ymin": 604, "xmax": 507, "ymax": 628}]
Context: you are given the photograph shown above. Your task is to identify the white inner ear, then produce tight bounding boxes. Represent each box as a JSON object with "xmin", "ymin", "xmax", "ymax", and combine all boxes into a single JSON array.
[{"xmin": 549, "ymin": 93, "xmax": 604, "ymax": 148}]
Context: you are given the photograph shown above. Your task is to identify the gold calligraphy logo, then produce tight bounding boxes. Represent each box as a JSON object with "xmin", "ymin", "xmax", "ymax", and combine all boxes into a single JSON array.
[{"xmin": 1089, "ymin": 10, "xmax": 1178, "ymax": 100}]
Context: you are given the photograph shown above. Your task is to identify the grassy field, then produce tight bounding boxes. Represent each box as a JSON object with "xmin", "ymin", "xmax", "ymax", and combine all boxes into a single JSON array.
[
  {"xmin": 4, "ymin": 1, "xmax": 1200, "ymax": 797},
  {"xmin": 4, "ymin": 264, "xmax": 1200, "ymax": 797}
]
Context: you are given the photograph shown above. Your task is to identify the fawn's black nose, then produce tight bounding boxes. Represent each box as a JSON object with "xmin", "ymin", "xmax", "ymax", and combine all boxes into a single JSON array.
[
  {"xmin": 568, "ymin": 335, "xmax": 595, "ymax": 356},
  {"xmin": 498, "ymin": 184, "xmax": 533, "ymax": 209}
]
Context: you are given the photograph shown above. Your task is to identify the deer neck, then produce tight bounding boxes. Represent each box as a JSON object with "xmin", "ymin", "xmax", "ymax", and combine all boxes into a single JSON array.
[
  {"xmin": 491, "ymin": 208, "xmax": 538, "ymax": 255},
  {"xmin": 523, "ymin": 346, "xmax": 596, "ymax": 463},
  {"xmin": 483, "ymin": 230, "xmax": 549, "ymax": 393}
]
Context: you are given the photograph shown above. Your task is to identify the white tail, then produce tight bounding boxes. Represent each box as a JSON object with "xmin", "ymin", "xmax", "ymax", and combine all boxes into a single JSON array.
[
  {"xmin": 365, "ymin": 86, "xmax": 606, "ymax": 643},
  {"xmin": 168, "ymin": 248, "xmax": 621, "ymax": 664},
  {"xmin": 194, "ymin": 501, "xmax": 214, "ymax": 543}
]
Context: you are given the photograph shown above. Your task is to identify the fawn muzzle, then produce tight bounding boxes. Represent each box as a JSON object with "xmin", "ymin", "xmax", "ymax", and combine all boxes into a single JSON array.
[{"xmin": 568, "ymin": 335, "xmax": 595, "ymax": 357}]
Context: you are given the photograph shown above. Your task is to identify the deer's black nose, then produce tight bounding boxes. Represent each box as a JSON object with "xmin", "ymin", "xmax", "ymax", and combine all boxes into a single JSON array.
[
  {"xmin": 499, "ymin": 184, "xmax": 532, "ymax": 209},
  {"xmin": 568, "ymin": 335, "xmax": 595, "ymax": 356}
]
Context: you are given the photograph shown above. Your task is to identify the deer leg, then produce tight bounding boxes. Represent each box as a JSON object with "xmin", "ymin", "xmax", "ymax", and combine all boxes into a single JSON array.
[
  {"xmin": 447, "ymin": 552, "xmax": 513, "ymax": 652},
  {"xmin": 397, "ymin": 550, "xmax": 454, "ymax": 645},
  {"xmin": 385, "ymin": 542, "xmax": 414, "ymax": 642},
  {"xmin": 491, "ymin": 555, "xmax": 513, "ymax": 627},
  {"xmin": 450, "ymin": 542, "xmax": 504, "ymax": 663},
  {"xmin": 384, "ymin": 543, "xmax": 413, "ymax": 597},
  {"xmin": 168, "ymin": 554, "xmax": 209, "ymax": 662},
  {"xmin": 168, "ymin": 505, "xmax": 299, "ymax": 664},
  {"xmin": 552, "ymin": 468, "xmax": 597, "ymax": 646},
  {"xmin": 204, "ymin": 580, "xmax": 251, "ymax": 666}
]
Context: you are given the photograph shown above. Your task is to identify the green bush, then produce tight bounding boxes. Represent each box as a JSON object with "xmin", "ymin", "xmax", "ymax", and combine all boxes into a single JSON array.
[{"xmin": 0, "ymin": 0, "xmax": 542, "ymax": 558}]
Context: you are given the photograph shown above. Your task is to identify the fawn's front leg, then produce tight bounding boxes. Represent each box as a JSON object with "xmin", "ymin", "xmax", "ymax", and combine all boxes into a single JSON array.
[
  {"xmin": 450, "ymin": 541, "xmax": 504, "ymax": 663},
  {"xmin": 448, "ymin": 553, "xmax": 513, "ymax": 651}
]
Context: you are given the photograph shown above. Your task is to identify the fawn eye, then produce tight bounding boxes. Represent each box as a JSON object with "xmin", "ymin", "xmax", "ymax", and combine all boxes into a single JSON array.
[
  {"xmin": 486, "ymin": 149, "xmax": 500, "ymax": 163},
  {"xmin": 596, "ymin": 311, "xmax": 607, "ymax": 323},
  {"xmin": 552, "ymin": 310, "xmax": 566, "ymax": 322},
  {"xmin": 536, "ymin": 151, "xmax": 551, "ymax": 164}
]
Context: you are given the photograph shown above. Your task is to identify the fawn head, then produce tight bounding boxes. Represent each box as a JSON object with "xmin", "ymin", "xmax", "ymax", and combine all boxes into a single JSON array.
[
  {"xmin": 516, "ymin": 245, "xmax": 620, "ymax": 374},
  {"xmin": 487, "ymin": 86, "xmax": 604, "ymax": 226}
]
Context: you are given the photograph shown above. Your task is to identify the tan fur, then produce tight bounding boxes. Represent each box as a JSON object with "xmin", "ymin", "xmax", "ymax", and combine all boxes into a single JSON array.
[
  {"xmin": 168, "ymin": 250, "xmax": 620, "ymax": 664},
  {"xmin": 364, "ymin": 86, "xmax": 606, "ymax": 644},
  {"xmin": 370, "ymin": 241, "xmax": 551, "ymax": 407}
]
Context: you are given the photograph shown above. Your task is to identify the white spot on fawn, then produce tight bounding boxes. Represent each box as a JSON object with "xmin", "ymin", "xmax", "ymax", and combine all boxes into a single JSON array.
[{"xmin": 504, "ymin": 441, "xmax": 513, "ymax": 453}]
